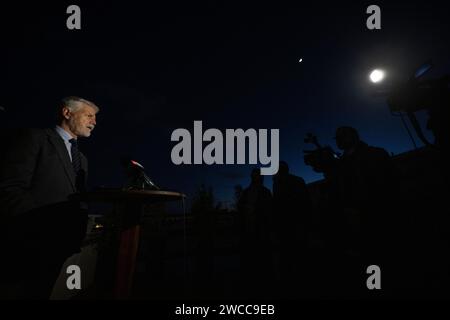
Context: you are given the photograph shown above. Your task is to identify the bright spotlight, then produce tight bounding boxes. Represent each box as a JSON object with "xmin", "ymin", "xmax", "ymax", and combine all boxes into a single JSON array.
[{"xmin": 370, "ymin": 69, "xmax": 385, "ymax": 83}]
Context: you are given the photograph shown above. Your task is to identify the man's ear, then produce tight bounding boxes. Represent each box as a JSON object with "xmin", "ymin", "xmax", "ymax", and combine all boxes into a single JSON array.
[{"xmin": 62, "ymin": 107, "xmax": 71, "ymax": 120}]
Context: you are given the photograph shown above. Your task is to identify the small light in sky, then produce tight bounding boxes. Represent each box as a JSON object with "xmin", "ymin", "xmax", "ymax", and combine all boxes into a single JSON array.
[
  {"xmin": 370, "ymin": 69, "xmax": 385, "ymax": 83},
  {"xmin": 299, "ymin": 58, "xmax": 303, "ymax": 63}
]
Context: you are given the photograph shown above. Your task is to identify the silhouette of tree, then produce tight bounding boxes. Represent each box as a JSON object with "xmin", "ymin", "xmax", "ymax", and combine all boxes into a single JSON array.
[
  {"xmin": 191, "ymin": 184, "xmax": 214, "ymax": 214},
  {"xmin": 233, "ymin": 184, "xmax": 243, "ymax": 210}
]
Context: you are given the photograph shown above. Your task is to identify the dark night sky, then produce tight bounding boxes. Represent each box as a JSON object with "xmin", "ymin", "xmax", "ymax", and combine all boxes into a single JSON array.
[{"xmin": 1, "ymin": 1, "xmax": 449, "ymax": 207}]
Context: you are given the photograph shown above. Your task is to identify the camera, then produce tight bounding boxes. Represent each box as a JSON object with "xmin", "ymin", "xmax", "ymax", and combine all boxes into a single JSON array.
[
  {"xmin": 384, "ymin": 61, "xmax": 450, "ymax": 149},
  {"xmin": 303, "ymin": 133, "xmax": 339, "ymax": 175},
  {"xmin": 387, "ymin": 62, "xmax": 450, "ymax": 113}
]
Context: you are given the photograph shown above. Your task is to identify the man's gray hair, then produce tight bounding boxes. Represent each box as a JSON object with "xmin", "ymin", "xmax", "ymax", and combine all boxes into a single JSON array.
[
  {"xmin": 61, "ymin": 96, "xmax": 100, "ymax": 113},
  {"xmin": 57, "ymin": 96, "xmax": 99, "ymax": 122}
]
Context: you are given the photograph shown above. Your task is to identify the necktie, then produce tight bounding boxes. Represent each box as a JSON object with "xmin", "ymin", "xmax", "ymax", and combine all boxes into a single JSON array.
[{"xmin": 69, "ymin": 138, "xmax": 85, "ymax": 192}]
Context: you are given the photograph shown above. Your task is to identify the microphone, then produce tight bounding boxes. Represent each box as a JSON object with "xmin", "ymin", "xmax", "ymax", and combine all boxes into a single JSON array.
[{"xmin": 121, "ymin": 158, "xmax": 160, "ymax": 190}]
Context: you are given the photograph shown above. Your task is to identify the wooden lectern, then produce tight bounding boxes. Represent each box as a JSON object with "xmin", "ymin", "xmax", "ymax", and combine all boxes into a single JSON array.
[{"xmin": 72, "ymin": 189, "xmax": 185, "ymax": 299}]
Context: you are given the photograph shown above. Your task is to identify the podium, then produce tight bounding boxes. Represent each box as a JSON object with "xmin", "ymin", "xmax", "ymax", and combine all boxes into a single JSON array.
[{"xmin": 72, "ymin": 189, "xmax": 186, "ymax": 299}]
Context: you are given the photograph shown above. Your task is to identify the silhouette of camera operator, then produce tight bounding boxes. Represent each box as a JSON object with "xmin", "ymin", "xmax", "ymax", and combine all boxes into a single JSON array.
[{"xmin": 333, "ymin": 126, "xmax": 399, "ymax": 257}]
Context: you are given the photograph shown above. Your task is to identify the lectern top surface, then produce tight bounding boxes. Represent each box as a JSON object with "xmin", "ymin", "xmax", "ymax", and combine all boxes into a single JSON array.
[{"xmin": 70, "ymin": 188, "xmax": 186, "ymax": 203}]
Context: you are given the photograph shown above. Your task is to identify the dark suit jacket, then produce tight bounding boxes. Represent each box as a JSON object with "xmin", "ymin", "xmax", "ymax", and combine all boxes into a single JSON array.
[
  {"xmin": 0, "ymin": 128, "xmax": 87, "ymax": 219},
  {"xmin": 0, "ymin": 128, "xmax": 89, "ymax": 277}
]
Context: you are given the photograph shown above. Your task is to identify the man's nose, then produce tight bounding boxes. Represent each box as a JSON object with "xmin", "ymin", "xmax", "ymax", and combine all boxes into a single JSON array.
[{"xmin": 91, "ymin": 117, "xmax": 96, "ymax": 126}]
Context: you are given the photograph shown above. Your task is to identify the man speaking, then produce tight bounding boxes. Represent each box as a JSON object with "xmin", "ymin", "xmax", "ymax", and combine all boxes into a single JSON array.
[{"xmin": 0, "ymin": 97, "xmax": 99, "ymax": 299}]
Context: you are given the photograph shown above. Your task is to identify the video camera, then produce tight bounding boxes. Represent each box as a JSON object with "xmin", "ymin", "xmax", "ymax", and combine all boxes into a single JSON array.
[
  {"xmin": 384, "ymin": 61, "xmax": 450, "ymax": 148},
  {"xmin": 303, "ymin": 133, "xmax": 340, "ymax": 176},
  {"xmin": 387, "ymin": 62, "xmax": 449, "ymax": 113}
]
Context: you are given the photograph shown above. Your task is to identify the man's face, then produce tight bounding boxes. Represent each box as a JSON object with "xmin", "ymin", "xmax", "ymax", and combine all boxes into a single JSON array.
[{"xmin": 65, "ymin": 104, "xmax": 97, "ymax": 138}]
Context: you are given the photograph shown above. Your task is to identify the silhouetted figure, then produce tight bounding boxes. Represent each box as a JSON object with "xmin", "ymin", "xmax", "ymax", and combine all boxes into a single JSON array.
[
  {"xmin": 419, "ymin": 81, "xmax": 450, "ymax": 295},
  {"xmin": 272, "ymin": 161, "xmax": 312, "ymax": 297},
  {"xmin": 333, "ymin": 126, "xmax": 400, "ymax": 296},
  {"xmin": 237, "ymin": 168, "xmax": 272, "ymax": 297}
]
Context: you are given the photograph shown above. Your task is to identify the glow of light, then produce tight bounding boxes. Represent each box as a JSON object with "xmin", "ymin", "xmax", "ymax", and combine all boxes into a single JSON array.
[{"xmin": 370, "ymin": 69, "xmax": 385, "ymax": 83}]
